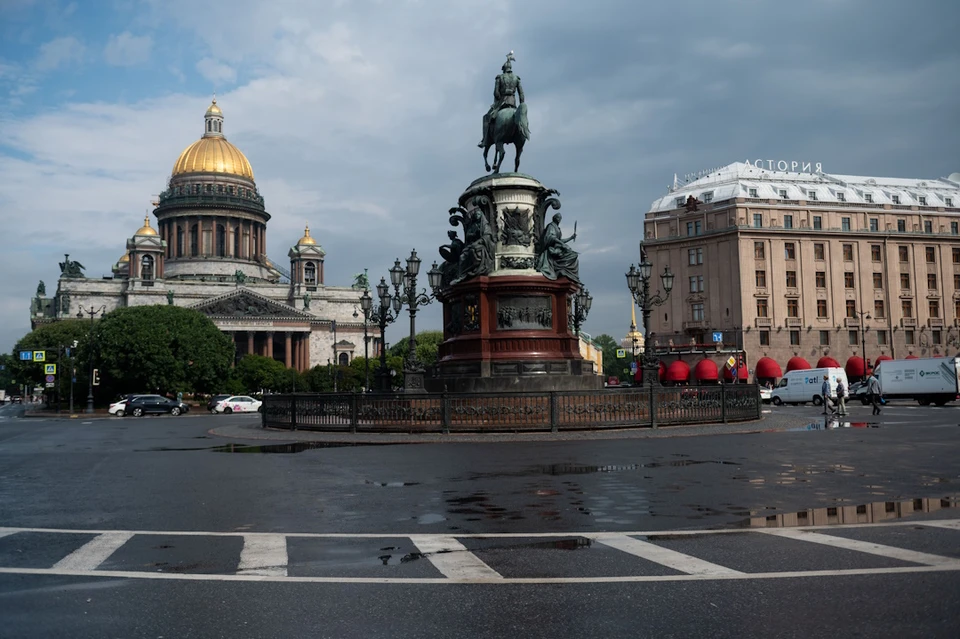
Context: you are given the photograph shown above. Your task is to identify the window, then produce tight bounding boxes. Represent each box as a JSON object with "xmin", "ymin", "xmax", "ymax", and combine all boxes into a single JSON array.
[
  {"xmin": 848, "ymin": 330, "xmax": 859, "ymax": 345},
  {"xmin": 189, "ymin": 224, "xmax": 199, "ymax": 256},
  {"xmin": 675, "ymin": 197, "xmax": 686, "ymax": 208},
  {"xmin": 841, "ymin": 217, "xmax": 851, "ymax": 231},
  {"xmin": 757, "ymin": 298, "xmax": 768, "ymax": 317},
  {"xmin": 689, "ymin": 275, "xmax": 704, "ymax": 293},
  {"xmin": 844, "ymin": 272, "xmax": 855, "ymax": 289},
  {"xmin": 813, "ymin": 215, "xmax": 822, "ymax": 230},
  {"xmin": 755, "ymin": 270, "xmax": 766, "ymax": 287},
  {"xmin": 929, "ymin": 300, "xmax": 940, "ymax": 317},
  {"xmin": 919, "ymin": 196, "xmax": 927, "ymax": 206},
  {"xmin": 864, "ymin": 193, "xmax": 873, "ymax": 203},
  {"xmin": 814, "ymin": 243, "xmax": 825, "ymax": 260},
  {"xmin": 233, "ymin": 226, "xmax": 241, "ymax": 257},
  {"xmin": 686, "ymin": 221, "xmax": 702, "ymax": 236},
  {"xmin": 691, "ymin": 303, "xmax": 704, "ymax": 321},
  {"xmin": 925, "ymin": 246, "xmax": 936, "ymax": 263},
  {"xmin": 815, "ymin": 271, "xmax": 826, "ymax": 288},
  {"xmin": 953, "ymin": 248, "xmax": 960, "ymax": 264},
  {"xmin": 808, "ymin": 190, "xmax": 817, "ymax": 200},
  {"xmin": 901, "ymin": 300, "xmax": 913, "ymax": 318},
  {"xmin": 873, "ymin": 300, "xmax": 885, "ymax": 318},
  {"xmin": 872, "ymin": 273, "xmax": 883, "ymax": 289},
  {"xmin": 787, "ymin": 299, "xmax": 799, "ymax": 317},
  {"xmin": 869, "ymin": 219, "xmax": 879, "ymax": 232},
  {"xmin": 932, "ymin": 330, "xmax": 942, "ymax": 345},
  {"xmin": 786, "ymin": 271, "xmax": 797, "ymax": 288},
  {"xmin": 892, "ymin": 195, "xmax": 900, "ymax": 205},
  {"xmin": 338, "ymin": 352, "xmax": 349, "ymax": 366},
  {"xmin": 749, "ymin": 188, "xmax": 758, "ymax": 198},
  {"xmin": 215, "ymin": 224, "xmax": 226, "ymax": 257},
  {"xmin": 783, "ymin": 214, "xmax": 794, "ymax": 229},
  {"xmin": 702, "ymin": 192, "xmax": 713, "ymax": 203},
  {"xmin": 790, "ymin": 330, "xmax": 800, "ymax": 346},
  {"xmin": 843, "ymin": 244, "xmax": 853, "ymax": 261},
  {"xmin": 784, "ymin": 243, "xmax": 796, "ymax": 260},
  {"xmin": 141, "ymin": 255, "xmax": 154, "ymax": 282},
  {"xmin": 754, "ymin": 242, "xmax": 765, "ymax": 259},
  {"xmin": 779, "ymin": 189, "xmax": 788, "ymax": 199},
  {"xmin": 897, "ymin": 219, "xmax": 906, "ymax": 232},
  {"xmin": 877, "ymin": 330, "xmax": 888, "ymax": 346},
  {"xmin": 819, "ymin": 330, "xmax": 830, "ymax": 345},
  {"xmin": 924, "ymin": 220, "xmax": 933, "ymax": 233},
  {"xmin": 176, "ymin": 226, "xmax": 184, "ymax": 258},
  {"xmin": 846, "ymin": 300, "xmax": 856, "ymax": 318},
  {"xmin": 817, "ymin": 299, "xmax": 828, "ymax": 318},
  {"xmin": 947, "ymin": 197, "xmax": 954, "ymax": 207},
  {"xmin": 898, "ymin": 246, "xmax": 909, "ymax": 262},
  {"xmin": 927, "ymin": 273, "xmax": 937, "ymax": 290},
  {"xmin": 953, "ymin": 222, "xmax": 959, "ymax": 235},
  {"xmin": 905, "ymin": 330, "xmax": 914, "ymax": 345},
  {"xmin": 687, "ymin": 248, "xmax": 703, "ymax": 265},
  {"xmin": 955, "ymin": 274, "xmax": 960, "ymax": 290},
  {"xmin": 899, "ymin": 272, "xmax": 910, "ymax": 289},
  {"xmin": 956, "ymin": 299, "xmax": 960, "ymax": 320},
  {"xmin": 304, "ymin": 262, "xmax": 317, "ymax": 286},
  {"xmin": 837, "ymin": 192, "xmax": 845, "ymax": 202},
  {"xmin": 871, "ymin": 245, "xmax": 882, "ymax": 262},
  {"xmin": 753, "ymin": 213, "xmax": 763, "ymax": 228},
  {"xmin": 759, "ymin": 330, "xmax": 770, "ymax": 346}
]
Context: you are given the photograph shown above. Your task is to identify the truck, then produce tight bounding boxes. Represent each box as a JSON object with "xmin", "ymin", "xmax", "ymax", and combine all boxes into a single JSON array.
[
  {"xmin": 872, "ymin": 357, "xmax": 960, "ymax": 406},
  {"xmin": 770, "ymin": 367, "xmax": 848, "ymax": 406}
]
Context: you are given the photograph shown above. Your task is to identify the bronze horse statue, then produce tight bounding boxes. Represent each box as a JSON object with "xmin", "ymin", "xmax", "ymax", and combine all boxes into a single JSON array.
[{"xmin": 482, "ymin": 103, "xmax": 530, "ymax": 174}]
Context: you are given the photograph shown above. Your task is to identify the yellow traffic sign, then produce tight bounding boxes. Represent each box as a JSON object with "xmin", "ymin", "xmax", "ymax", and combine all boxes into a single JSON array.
[
  {"xmin": 616, "ymin": 349, "xmax": 626, "ymax": 359},
  {"xmin": 44, "ymin": 364, "xmax": 57, "ymax": 375},
  {"xmin": 726, "ymin": 356, "xmax": 737, "ymax": 368},
  {"xmin": 33, "ymin": 351, "xmax": 46, "ymax": 362}
]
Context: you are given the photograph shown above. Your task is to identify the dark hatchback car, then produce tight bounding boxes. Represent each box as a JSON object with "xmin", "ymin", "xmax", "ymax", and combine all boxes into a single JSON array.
[
  {"xmin": 124, "ymin": 395, "xmax": 190, "ymax": 417},
  {"xmin": 207, "ymin": 394, "xmax": 232, "ymax": 413}
]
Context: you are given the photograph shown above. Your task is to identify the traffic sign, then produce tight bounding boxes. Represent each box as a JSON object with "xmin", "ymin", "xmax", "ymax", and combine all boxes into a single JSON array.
[
  {"xmin": 712, "ymin": 332, "xmax": 723, "ymax": 343},
  {"xmin": 616, "ymin": 349, "xmax": 626, "ymax": 359},
  {"xmin": 45, "ymin": 374, "xmax": 55, "ymax": 383},
  {"xmin": 726, "ymin": 356, "xmax": 737, "ymax": 368},
  {"xmin": 33, "ymin": 351, "xmax": 46, "ymax": 362},
  {"xmin": 19, "ymin": 351, "xmax": 32, "ymax": 361},
  {"xmin": 44, "ymin": 364, "xmax": 57, "ymax": 375},
  {"xmin": 45, "ymin": 382, "xmax": 54, "ymax": 388}
]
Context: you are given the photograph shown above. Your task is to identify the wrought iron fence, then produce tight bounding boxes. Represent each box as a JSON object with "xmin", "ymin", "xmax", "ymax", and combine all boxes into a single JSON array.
[{"xmin": 261, "ymin": 384, "xmax": 761, "ymax": 433}]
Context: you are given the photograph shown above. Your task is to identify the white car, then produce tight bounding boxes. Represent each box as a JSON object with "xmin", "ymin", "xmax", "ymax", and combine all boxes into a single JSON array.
[
  {"xmin": 759, "ymin": 387, "xmax": 773, "ymax": 403},
  {"xmin": 108, "ymin": 397, "xmax": 134, "ymax": 416},
  {"xmin": 214, "ymin": 396, "xmax": 262, "ymax": 414}
]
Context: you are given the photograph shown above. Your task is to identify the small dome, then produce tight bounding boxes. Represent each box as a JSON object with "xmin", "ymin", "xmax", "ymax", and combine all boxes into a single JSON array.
[
  {"xmin": 119, "ymin": 252, "xmax": 130, "ymax": 263},
  {"xmin": 135, "ymin": 215, "xmax": 158, "ymax": 237},
  {"xmin": 297, "ymin": 225, "xmax": 317, "ymax": 246},
  {"xmin": 206, "ymin": 98, "xmax": 222, "ymax": 116}
]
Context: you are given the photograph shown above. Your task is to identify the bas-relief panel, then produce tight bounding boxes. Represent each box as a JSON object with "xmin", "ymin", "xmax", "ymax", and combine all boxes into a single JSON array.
[{"xmin": 496, "ymin": 296, "xmax": 552, "ymax": 330}]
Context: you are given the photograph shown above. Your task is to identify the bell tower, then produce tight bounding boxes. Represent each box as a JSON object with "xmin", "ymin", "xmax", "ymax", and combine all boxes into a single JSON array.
[
  {"xmin": 288, "ymin": 225, "xmax": 326, "ymax": 299},
  {"xmin": 126, "ymin": 215, "xmax": 166, "ymax": 288}
]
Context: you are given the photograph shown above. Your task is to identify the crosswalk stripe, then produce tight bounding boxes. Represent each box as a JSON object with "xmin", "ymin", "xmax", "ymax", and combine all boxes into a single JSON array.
[
  {"xmin": 409, "ymin": 535, "xmax": 503, "ymax": 580},
  {"xmin": 51, "ymin": 532, "xmax": 134, "ymax": 571},
  {"xmin": 757, "ymin": 529, "xmax": 960, "ymax": 566},
  {"xmin": 0, "ymin": 531, "xmax": 14, "ymax": 541},
  {"xmin": 921, "ymin": 520, "xmax": 960, "ymax": 532},
  {"xmin": 238, "ymin": 534, "xmax": 288, "ymax": 576},
  {"xmin": 593, "ymin": 534, "xmax": 742, "ymax": 575}
]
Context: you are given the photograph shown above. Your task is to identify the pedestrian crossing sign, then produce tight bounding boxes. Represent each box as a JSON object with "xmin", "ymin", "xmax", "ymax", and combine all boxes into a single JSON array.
[
  {"xmin": 616, "ymin": 349, "xmax": 626, "ymax": 359},
  {"xmin": 44, "ymin": 364, "xmax": 57, "ymax": 375},
  {"xmin": 33, "ymin": 351, "xmax": 46, "ymax": 362}
]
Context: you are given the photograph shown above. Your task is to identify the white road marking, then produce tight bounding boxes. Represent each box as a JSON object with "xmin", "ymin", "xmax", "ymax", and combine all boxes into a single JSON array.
[
  {"xmin": 757, "ymin": 529, "xmax": 960, "ymax": 566},
  {"xmin": 0, "ymin": 530, "xmax": 15, "ymax": 541},
  {"xmin": 593, "ymin": 534, "xmax": 741, "ymax": 575},
  {"xmin": 922, "ymin": 520, "xmax": 960, "ymax": 532},
  {"xmin": 238, "ymin": 534, "xmax": 287, "ymax": 576},
  {"xmin": 51, "ymin": 532, "xmax": 134, "ymax": 571},
  {"xmin": 409, "ymin": 535, "xmax": 503, "ymax": 580}
]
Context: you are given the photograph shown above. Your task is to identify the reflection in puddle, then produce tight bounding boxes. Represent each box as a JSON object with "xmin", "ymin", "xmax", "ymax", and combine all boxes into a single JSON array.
[
  {"xmin": 788, "ymin": 418, "xmax": 881, "ymax": 432},
  {"xmin": 743, "ymin": 495, "xmax": 958, "ymax": 528},
  {"xmin": 143, "ymin": 441, "xmax": 396, "ymax": 453}
]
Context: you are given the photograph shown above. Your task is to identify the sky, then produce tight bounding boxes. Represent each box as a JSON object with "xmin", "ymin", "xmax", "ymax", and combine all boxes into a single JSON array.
[{"xmin": 1, "ymin": 0, "xmax": 958, "ymax": 352}]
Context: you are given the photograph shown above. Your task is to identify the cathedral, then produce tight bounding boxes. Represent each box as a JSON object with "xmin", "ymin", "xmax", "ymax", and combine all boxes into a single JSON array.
[{"xmin": 30, "ymin": 99, "xmax": 370, "ymax": 371}]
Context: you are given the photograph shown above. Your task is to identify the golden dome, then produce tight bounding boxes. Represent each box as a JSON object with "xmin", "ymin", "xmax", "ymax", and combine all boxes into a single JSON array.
[
  {"xmin": 297, "ymin": 225, "xmax": 317, "ymax": 246},
  {"xmin": 172, "ymin": 137, "xmax": 255, "ymax": 180},
  {"xmin": 119, "ymin": 252, "xmax": 130, "ymax": 263},
  {"xmin": 206, "ymin": 99, "xmax": 222, "ymax": 116},
  {"xmin": 135, "ymin": 215, "xmax": 158, "ymax": 236}
]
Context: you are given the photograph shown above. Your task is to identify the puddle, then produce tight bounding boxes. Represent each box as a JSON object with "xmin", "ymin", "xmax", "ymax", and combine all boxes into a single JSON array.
[
  {"xmin": 738, "ymin": 494, "xmax": 959, "ymax": 528},
  {"xmin": 142, "ymin": 441, "xmax": 396, "ymax": 453},
  {"xmin": 787, "ymin": 419, "xmax": 881, "ymax": 432},
  {"xmin": 532, "ymin": 460, "xmax": 740, "ymax": 475},
  {"xmin": 416, "ymin": 513, "xmax": 447, "ymax": 525},
  {"xmin": 366, "ymin": 481, "xmax": 420, "ymax": 487}
]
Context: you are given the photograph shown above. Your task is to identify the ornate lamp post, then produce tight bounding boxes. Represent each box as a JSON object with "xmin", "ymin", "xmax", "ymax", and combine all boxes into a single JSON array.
[
  {"xmin": 389, "ymin": 250, "xmax": 443, "ymax": 392},
  {"xmin": 369, "ymin": 277, "xmax": 402, "ymax": 392},
  {"xmin": 856, "ymin": 310, "xmax": 872, "ymax": 380},
  {"xmin": 625, "ymin": 249, "xmax": 675, "ymax": 387},
  {"xmin": 569, "ymin": 287, "xmax": 593, "ymax": 336},
  {"xmin": 76, "ymin": 305, "xmax": 106, "ymax": 413},
  {"xmin": 353, "ymin": 289, "xmax": 374, "ymax": 392}
]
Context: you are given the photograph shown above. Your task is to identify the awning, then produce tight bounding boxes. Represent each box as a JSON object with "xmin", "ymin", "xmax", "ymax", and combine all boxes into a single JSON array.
[
  {"xmin": 693, "ymin": 359, "xmax": 719, "ymax": 381},
  {"xmin": 755, "ymin": 356, "xmax": 782, "ymax": 379},
  {"xmin": 786, "ymin": 356, "xmax": 811, "ymax": 372},
  {"xmin": 665, "ymin": 360, "xmax": 691, "ymax": 383},
  {"xmin": 816, "ymin": 356, "xmax": 840, "ymax": 368},
  {"xmin": 874, "ymin": 355, "xmax": 893, "ymax": 364},
  {"xmin": 845, "ymin": 356, "xmax": 866, "ymax": 377},
  {"xmin": 905, "ymin": 355, "xmax": 918, "ymax": 360}
]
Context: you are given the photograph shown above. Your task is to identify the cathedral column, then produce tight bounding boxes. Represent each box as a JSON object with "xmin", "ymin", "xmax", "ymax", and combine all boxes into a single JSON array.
[
  {"xmin": 302, "ymin": 334, "xmax": 310, "ymax": 371},
  {"xmin": 266, "ymin": 332, "xmax": 274, "ymax": 360},
  {"xmin": 247, "ymin": 332, "xmax": 254, "ymax": 355},
  {"xmin": 285, "ymin": 332, "xmax": 293, "ymax": 368}
]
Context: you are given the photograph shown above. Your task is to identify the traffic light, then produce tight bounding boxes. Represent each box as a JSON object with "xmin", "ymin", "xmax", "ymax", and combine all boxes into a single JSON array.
[{"xmin": 92, "ymin": 369, "xmax": 100, "ymax": 386}]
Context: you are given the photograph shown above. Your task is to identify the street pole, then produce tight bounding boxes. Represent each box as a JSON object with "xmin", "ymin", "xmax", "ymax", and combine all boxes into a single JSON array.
[
  {"xmin": 389, "ymin": 252, "xmax": 442, "ymax": 392},
  {"xmin": 77, "ymin": 305, "xmax": 106, "ymax": 413},
  {"xmin": 626, "ymin": 246, "xmax": 675, "ymax": 389}
]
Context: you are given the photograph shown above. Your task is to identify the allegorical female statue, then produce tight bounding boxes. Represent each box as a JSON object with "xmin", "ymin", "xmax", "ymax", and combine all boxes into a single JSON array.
[
  {"xmin": 456, "ymin": 210, "xmax": 496, "ymax": 282},
  {"xmin": 535, "ymin": 212, "xmax": 580, "ymax": 283}
]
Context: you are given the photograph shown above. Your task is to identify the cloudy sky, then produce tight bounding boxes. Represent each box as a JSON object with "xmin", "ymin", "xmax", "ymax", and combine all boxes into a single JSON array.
[{"xmin": 1, "ymin": 0, "xmax": 958, "ymax": 352}]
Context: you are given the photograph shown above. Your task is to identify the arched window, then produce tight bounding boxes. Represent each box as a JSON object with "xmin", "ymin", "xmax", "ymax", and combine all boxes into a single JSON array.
[
  {"xmin": 141, "ymin": 255, "xmax": 154, "ymax": 281},
  {"xmin": 252, "ymin": 229, "xmax": 259, "ymax": 258},
  {"xmin": 189, "ymin": 224, "xmax": 199, "ymax": 256},
  {"xmin": 216, "ymin": 224, "xmax": 226, "ymax": 257},
  {"xmin": 304, "ymin": 262, "xmax": 316, "ymax": 285},
  {"xmin": 233, "ymin": 226, "xmax": 241, "ymax": 257},
  {"xmin": 206, "ymin": 121, "xmax": 211, "ymax": 132},
  {"xmin": 176, "ymin": 226, "xmax": 184, "ymax": 257},
  {"xmin": 338, "ymin": 352, "xmax": 349, "ymax": 366}
]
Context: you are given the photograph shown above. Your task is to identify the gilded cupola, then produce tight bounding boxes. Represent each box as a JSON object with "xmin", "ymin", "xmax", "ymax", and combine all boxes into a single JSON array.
[{"xmin": 171, "ymin": 98, "xmax": 255, "ymax": 180}]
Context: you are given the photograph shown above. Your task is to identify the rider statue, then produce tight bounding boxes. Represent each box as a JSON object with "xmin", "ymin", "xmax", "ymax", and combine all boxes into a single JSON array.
[{"xmin": 479, "ymin": 51, "xmax": 524, "ymax": 148}]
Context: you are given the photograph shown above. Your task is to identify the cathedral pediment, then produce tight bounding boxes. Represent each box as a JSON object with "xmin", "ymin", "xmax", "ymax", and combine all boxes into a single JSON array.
[{"xmin": 190, "ymin": 288, "xmax": 312, "ymax": 319}]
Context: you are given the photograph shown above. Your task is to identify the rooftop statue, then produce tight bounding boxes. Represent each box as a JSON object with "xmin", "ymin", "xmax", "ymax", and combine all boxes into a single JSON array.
[
  {"xmin": 36, "ymin": 280, "xmax": 45, "ymax": 297},
  {"xmin": 480, "ymin": 51, "xmax": 530, "ymax": 174},
  {"xmin": 351, "ymin": 269, "xmax": 370, "ymax": 291},
  {"xmin": 59, "ymin": 254, "xmax": 86, "ymax": 279}
]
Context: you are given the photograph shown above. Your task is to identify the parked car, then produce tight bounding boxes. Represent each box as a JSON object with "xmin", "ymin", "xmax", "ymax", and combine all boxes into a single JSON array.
[
  {"xmin": 108, "ymin": 396, "xmax": 140, "ymax": 416},
  {"xmin": 213, "ymin": 395, "xmax": 263, "ymax": 414},
  {"xmin": 207, "ymin": 394, "xmax": 232, "ymax": 413},
  {"xmin": 124, "ymin": 395, "xmax": 190, "ymax": 417},
  {"xmin": 759, "ymin": 386, "xmax": 773, "ymax": 403},
  {"xmin": 849, "ymin": 381, "xmax": 869, "ymax": 404}
]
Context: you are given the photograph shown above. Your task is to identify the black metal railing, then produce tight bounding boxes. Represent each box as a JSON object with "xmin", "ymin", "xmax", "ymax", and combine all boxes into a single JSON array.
[{"xmin": 261, "ymin": 385, "xmax": 761, "ymax": 433}]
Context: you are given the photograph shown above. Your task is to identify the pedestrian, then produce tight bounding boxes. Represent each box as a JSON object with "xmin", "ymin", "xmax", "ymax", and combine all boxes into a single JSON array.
[
  {"xmin": 867, "ymin": 374, "xmax": 882, "ymax": 415},
  {"xmin": 821, "ymin": 378, "xmax": 831, "ymax": 414},
  {"xmin": 835, "ymin": 379, "xmax": 848, "ymax": 416}
]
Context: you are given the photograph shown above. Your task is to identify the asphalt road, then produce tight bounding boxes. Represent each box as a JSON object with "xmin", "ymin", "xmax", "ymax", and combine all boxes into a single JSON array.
[{"xmin": 0, "ymin": 403, "xmax": 958, "ymax": 638}]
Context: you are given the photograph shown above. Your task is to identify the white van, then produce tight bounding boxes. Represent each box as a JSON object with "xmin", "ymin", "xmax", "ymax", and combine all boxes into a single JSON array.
[{"xmin": 770, "ymin": 367, "xmax": 849, "ymax": 406}]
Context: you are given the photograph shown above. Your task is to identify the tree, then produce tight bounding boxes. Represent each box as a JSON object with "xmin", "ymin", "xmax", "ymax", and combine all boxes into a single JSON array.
[
  {"xmin": 236, "ymin": 355, "xmax": 287, "ymax": 393},
  {"xmin": 0, "ymin": 353, "xmax": 15, "ymax": 393},
  {"xmin": 9, "ymin": 320, "xmax": 91, "ymax": 395},
  {"xmin": 388, "ymin": 330, "xmax": 444, "ymax": 367},
  {"xmin": 95, "ymin": 306, "xmax": 234, "ymax": 397},
  {"xmin": 592, "ymin": 333, "xmax": 626, "ymax": 379}
]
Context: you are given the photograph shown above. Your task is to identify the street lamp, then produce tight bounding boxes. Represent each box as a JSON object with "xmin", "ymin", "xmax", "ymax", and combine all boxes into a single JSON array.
[
  {"xmin": 389, "ymin": 249, "xmax": 443, "ymax": 392},
  {"xmin": 569, "ymin": 287, "xmax": 593, "ymax": 336},
  {"xmin": 625, "ymin": 245, "xmax": 675, "ymax": 387},
  {"xmin": 856, "ymin": 310, "xmax": 872, "ymax": 380},
  {"xmin": 353, "ymin": 289, "xmax": 374, "ymax": 392},
  {"xmin": 76, "ymin": 305, "xmax": 106, "ymax": 413},
  {"xmin": 370, "ymin": 277, "xmax": 402, "ymax": 392}
]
